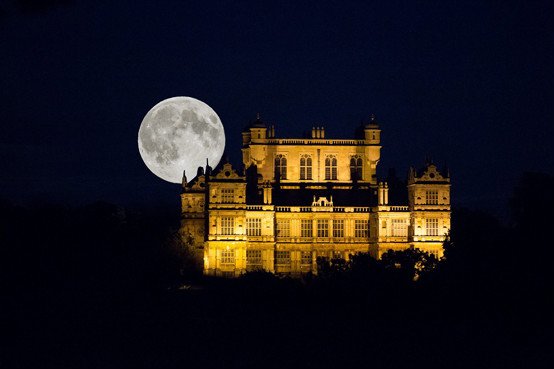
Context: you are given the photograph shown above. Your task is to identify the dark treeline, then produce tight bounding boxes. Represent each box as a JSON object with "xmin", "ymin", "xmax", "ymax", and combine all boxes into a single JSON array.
[{"xmin": 2, "ymin": 172, "xmax": 553, "ymax": 368}]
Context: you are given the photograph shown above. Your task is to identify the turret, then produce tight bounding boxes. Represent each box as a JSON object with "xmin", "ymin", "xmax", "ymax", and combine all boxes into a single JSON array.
[
  {"xmin": 364, "ymin": 114, "xmax": 381, "ymax": 144},
  {"xmin": 250, "ymin": 113, "xmax": 267, "ymax": 140}
]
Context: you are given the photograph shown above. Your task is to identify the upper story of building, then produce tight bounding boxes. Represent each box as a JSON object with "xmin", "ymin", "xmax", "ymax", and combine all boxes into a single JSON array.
[
  {"xmin": 407, "ymin": 163, "xmax": 451, "ymax": 212},
  {"xmin": 241, "ymin": 114, "xmax": 382, "ymax": 185}
]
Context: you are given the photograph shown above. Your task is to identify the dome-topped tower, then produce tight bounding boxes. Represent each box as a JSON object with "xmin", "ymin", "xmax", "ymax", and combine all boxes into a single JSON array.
[
  {"xmin": 251, "ymin": 112, "xmax": 266, "ymax": 128},
  {"xmin": 242, "ymin": 113, "xmax": 268, "ymax": 144},
  {"xmin": 363, "ymin": 114, "xmax": 381, "ymax": 144}
]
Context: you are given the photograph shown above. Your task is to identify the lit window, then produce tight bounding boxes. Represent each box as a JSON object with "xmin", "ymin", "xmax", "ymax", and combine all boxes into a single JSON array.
[
  {"xmin": 275, "ymin": 251, "xmax": 291, "ymax": 265},
  {"xmin": 317, "ymin": 219, "xmax": 329, "ymax": 237},
  {"xmin": 221, "ymin": 249, "xmax": 235, "ymax": 265},
  {"xmin": 426, "ymin": 218, "xmax": 439, "ymax": 236},
  {"xmin": 221, "ymin": 188, "xmax": 234, "ymax": 203},
  {"xmin": 355, "ymin": 220, "xmax": 369, "ymax": 238},
  {"xmin": 350, "ymin": 156, "xmax": 363, "ymax": 180},
  {"xmin": 274, "ymin": 154, "xmax": 287, "ymax": 180},
  {"xmin": 332, "ymin": 219, "xmax": 344, "ymax": 238},
  {"xmin": 277, "ymin": 219, "xmax": 290, "ymax": 237},
  {"xmin": 300, "ymin": 155, "xmax": 312, "ymax": 180},
  {"xmin": 221, "ymin": 217, "xmax": 235, "ymax": 235},
  {"xmin": 246, "ymin": 249, "xmax": 262, "ymax": 268},
  {"xmin": 301, "ymin": 219, "xmax": 313, "ymax": 238},
  {"xmin": 426, "ymin": 190, "xmax": 438, "ymax": 205},
  {"xmin": 392, "ymin": 219, "xmax": 408, "ymax": 237},
  {"xmin": 301, "ymin": 251, "xmax": 312, "ymax": 265},
  {"xmin": 325, "ymin": 155, "xmax": 337, "ymax": 180},
  {"xmin": 246, "ymin": 218, "xmax": 261, "ymax": 236}
]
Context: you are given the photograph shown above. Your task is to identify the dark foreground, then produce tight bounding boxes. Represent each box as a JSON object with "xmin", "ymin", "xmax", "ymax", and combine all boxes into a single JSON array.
[
  {"xmin": 2, "ymin": 172, "xmax": 553, "ymax": 368},
  {"xmin": 5, "ymin": 271, "xmax": 551, "ymax": 368}
]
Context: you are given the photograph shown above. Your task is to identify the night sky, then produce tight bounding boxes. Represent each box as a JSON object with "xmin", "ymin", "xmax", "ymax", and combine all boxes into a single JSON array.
[{"xmin": 2, "ymin": 0, "xmax": 553, "ymax": 216}]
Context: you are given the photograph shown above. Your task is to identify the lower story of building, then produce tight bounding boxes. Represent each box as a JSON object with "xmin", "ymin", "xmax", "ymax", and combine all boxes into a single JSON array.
[{"xmin": 202, "ymin": 240, "xmax": 444, "ymax": 277}]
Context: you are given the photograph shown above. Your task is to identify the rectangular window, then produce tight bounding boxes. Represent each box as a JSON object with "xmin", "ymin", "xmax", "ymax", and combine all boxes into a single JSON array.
[
  {"xmin": 300, "ymin": 156, "xmax": 313, "ymax": 180},
  {"xmin": 246, "ymin": 249, "xmax": 262, "ymax": 267},
  {"xmin": 392, "ymin": 219, "xmax": 408, "ymax": 237},
  {"xmin": 221, "ymin": 188, "xmax": 234, "ymax": 203},
  {"xmin": 325, "ymin": 156, "xmax": 337, "ymax": 180},
  {"xmin": 301, "ymin": 219, "xmax": 313, "ymax": 238},
  {"xmin": 317, "ymin": 219, "xmax": 329, "ymax": 237},
  {"xmin": 426, "ymin": 218, "xmax": 439, "ymax": 236},
  {"xmin": 332, "ymin": 219, "xmax": 344, "ymax": 238},
  {"xmin": 426, "ymin": 190, "xmax": 439, "ymax": 205},
  {"xmin": 275, "ymin": 155, "xmax": 287, "ymax": 180},
  {"xmin": 350, "ymin": 156, "xmax": 363, "ymax": 180},
  {"xmin": 221, "ymin": 217, "xmax": 235, "ymax": 235},
  {"xmin": 355, "ymin": 220, "xmax": 369, "ymax": 238},
  {"xmin": 301, "ymin": 251, "xmax": 312, "ymax": 265},
  {"xmin": 277, "ymin": 219, "xmax": 290, "ymax": 237},
  {"xmin": 275, "ymin": 251, "xmax": 291, "ymax": 265},
  {"xmin": 246, "ymin": 218, "xmax": 262, "ymax": 236},
  {"xmin": 221, "ymin": 249, "xmax": 235, "ymax": 265}
]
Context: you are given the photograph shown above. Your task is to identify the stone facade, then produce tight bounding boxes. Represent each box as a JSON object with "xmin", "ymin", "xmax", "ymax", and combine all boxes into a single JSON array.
[{"xmin": 180, "ymin": 116, "xmax": 451, "ymax": 277}]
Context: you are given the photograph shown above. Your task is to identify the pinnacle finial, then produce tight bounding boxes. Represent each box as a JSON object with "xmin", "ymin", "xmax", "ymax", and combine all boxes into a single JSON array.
[
  {"xmin": 182, "ymin": 169, "xmax": 187, "ymax": 187},
  {"xmin": 256, "ymin": 112, "xmax": 261, "ymax": 120},
  {"xmin": 370, "ymin": 114, "xmax": 376, "ymax": 121}
]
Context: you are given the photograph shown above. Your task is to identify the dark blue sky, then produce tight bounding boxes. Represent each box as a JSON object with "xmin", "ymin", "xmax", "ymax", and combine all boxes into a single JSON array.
[{"xmin": 1, "ymin": 0, "xmax": 553, "ymax": 216}]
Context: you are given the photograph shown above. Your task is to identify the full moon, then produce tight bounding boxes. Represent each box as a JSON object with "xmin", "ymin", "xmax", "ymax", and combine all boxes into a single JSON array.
[{"xmin": 138, "ymin": 97, "xmax": 225, "ymax": 184}]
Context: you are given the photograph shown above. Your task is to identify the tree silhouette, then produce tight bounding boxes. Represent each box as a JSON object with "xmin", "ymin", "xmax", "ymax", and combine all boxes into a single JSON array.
[
  {"xmin": 162, "ymin": 229, "xmax": 203, "ymax": 284},
  {"xmin": 380, "ymin": 248, "xmax": 439, "ymax": 281}
]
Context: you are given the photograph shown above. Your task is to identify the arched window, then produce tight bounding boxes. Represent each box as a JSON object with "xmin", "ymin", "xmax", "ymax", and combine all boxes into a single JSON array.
[
  {"xmin": 350, "ymin": 155, "xmax": 363, "ymax": 180},
  {"xmin": 300, "ymin": 154, "xmax": 312, "ymax": 180},
  {"xmin": 274, "ymin": 154, "xmax": 287, "ymax": 179},
  {"xmin": 325, "ymin": 155, "xmax": 337, "ymax": 180}
]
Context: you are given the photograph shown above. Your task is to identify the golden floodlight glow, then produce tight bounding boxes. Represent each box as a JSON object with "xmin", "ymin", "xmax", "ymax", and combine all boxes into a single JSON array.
[{"xmin": 179, "ymin": 118, "xmax": 451, "ymax": 277}]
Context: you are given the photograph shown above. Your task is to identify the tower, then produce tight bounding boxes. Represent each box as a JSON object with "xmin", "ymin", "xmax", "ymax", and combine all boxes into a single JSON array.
[
  {"xmin": 407, "ymin": 163, "xmax": 451, "ymax": 258},
  {"xmin": 204, "ymin": 162, "xmax": 250, "ymax": 277},
  {"xmin": 363, "ymin": 114, "xmax": 381, "ymax": 144}
]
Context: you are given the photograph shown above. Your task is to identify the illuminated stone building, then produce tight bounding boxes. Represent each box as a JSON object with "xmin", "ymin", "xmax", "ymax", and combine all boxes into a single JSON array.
[{"xmin": 180, "ymin": 115, "xmax": 451, "ymax": 277}]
